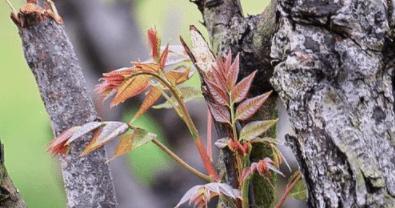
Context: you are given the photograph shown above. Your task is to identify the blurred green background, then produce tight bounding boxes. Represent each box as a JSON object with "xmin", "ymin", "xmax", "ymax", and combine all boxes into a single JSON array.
[{"xmin": 0, "ymin": 0, "xmax": 267, "ymax": 207}]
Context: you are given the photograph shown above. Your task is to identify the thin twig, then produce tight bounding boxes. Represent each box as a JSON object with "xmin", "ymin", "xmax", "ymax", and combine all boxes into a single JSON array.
[
  {"xmin": 4, "ymin": 0, "xmax": 17, "ymax": 15},
  {"xmin": 274, "ymin": 171, "xmax": 302, "ymax": 208},
  {"xmin": 207, "ymin": 109, "xmax": 213, "ymax": 161},
  {"xmin": 152, "ymin": 138, "xmax": 211, "ymax": 182}
]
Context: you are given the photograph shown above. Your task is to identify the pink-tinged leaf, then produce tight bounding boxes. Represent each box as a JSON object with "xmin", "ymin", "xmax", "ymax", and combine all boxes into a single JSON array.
[
  {"xmin": 176, "ymin": 183, "xmax": 241, "ymax": 208},
  {"xmin": 81, "ymin": 121, "xmax": 129, "ymax": 156},
  {"xmin": 153, "ymin": 86, "xmax": 203, "ymax": 109},
  {"xmin": 206, "ymin": 80, "xmax": 228, "ymax": 106},
  {"xmin": 132, "ymin": 87, "xmax": 162, "ymax": 122},
  {"xmin": 207, "ymin": 69, "xmax": 226, "ymax": 86},
  {"xmin": 239, "ymin": 119, "xmax": 278, "ymax": 141},
  {"xmin": 235, "ymin": 91, "xmax": 272, "ymax": 120},
  {"xmin": 147, "ymin": 28, "xmax": 161, "ymax": 61},
  {"xmin": 95, "ymin": 67, "xmax": 133, "ymax": 97},
  {"xmin": 159, "ymin": 45, "xmax": 169, "ymax": 69},
  {"xmin": 226, "ymin": 54, "xmax": 240, "ymax": 89},
  {"xmin": 207, "ymin": 102, "xmax": 230, "ymax": 124},
  {"xmin": 223, "ymin": 51, "xmax": 232, "ymax": 74},
  {"xmin": 48, "ymin": 127, "xmax": 79, "ymax": 155},
  {"xmin": 111, "ymin": 75, "xmax": 149, "ymax": 107},
  {"xmin": 165, "ymin": 67, "xmax": 190, "ymax": 85},
  {"xmin": 66, "ymin": 122, "xmax": 104, "ymax": 145},
  {"xmin": 241, "ymin": 158, "xmax": 284, "ymax": 181},
  {"xmin": 231, "ymin": 70, "xmax": 257, "ymax": 103},
  {"xmin": 189, "ymin": 25, "xmax": 216, "ymax": 73}
]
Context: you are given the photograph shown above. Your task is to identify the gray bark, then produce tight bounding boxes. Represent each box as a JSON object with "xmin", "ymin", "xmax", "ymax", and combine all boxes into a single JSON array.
[
  {"xmin": 271, "ymin": 0, "xmax": 395, "ymax": 207},
  {"xmin": 194, "ymin": 0, "xmax": 395, "ymax": 207},
  {"xmin": 13, "ymin": 6, "xmax": 117, "ymax": 208},
  {"xmin": 56, "ymin": 1, "xmax": 162, "ymax": 207},
  {"xmin": 0, "ymin": 141, "xmax": 26, "ymax": 208}
]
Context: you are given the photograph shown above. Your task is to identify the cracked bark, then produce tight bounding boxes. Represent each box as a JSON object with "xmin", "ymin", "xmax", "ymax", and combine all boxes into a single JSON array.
[
  {"xmin": 194, "ymin": 0, "xmax": 395, "ymax": 207},
  {"xmin": 0, "ymin": 141, "xmax": 26, "ymax": 208},
  {"xmin": 271, "ymin": 0, "xmax": 395, "ymax": 207},
  {"xmin": 11, "ymin": 4, "xmax": 117, "ymax": 208}
]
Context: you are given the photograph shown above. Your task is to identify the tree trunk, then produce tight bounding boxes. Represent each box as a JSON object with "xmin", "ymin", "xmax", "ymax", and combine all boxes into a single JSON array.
[
  {"xmin": 11, "ymin": 3, "xmax": 117, "ymax": 208},
  {"xmin": 194, "ymin": 0, "xmax": 395, "ymax": 207},
  {"xmin": 192, "ymin": 0, "xmax": 279, "ymax": 207},
  {"xmin": 0, "ymin": 141, "xmax": 26, "ymax": 208},
  {"xmin": 271, "ymin": 0, "xmax": 395, "ymax": 207}
]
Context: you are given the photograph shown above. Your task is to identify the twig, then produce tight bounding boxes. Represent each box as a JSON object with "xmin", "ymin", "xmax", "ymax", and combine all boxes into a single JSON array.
[
  {"xmin": 4, "ymin": 0, "xmax": 17, "ymax": 17},
  {"xmin": 207, "ymin": 110, "xmax": 213, "ymax": 161},
  {"xmin": 152, "ymin": 138, "xmax": 211, "ymax": 182},
  {"xmin": 274, "ymin": 171, "xmax": 302, "ymax": 208}
]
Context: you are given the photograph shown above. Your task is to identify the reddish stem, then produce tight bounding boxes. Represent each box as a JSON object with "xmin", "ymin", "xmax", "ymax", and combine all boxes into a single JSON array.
[
  {"xmin": 207, "ymin": 110, "xmax": 213, "ymax": 161},
  {"xmin": 274, "ymin": 172, "xmax": 302, "ymax": 208},
  {"xmin": 195, "ymin": 139, "xmax": 219, "ymax": 181}
]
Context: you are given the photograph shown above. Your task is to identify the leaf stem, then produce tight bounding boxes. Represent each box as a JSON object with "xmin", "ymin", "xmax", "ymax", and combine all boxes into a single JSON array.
[
  {"xmin": 126, "ymin": 71, "xmax": 219, "ymax": 180},
  {"xmin": 152, "ymin": 138, "xmax": 210, "ymax": 182},
  {"xmin": 206, "ymin": 110, "xmax": 213, "ymax": 161},
  {"xmin": 241, "ymin": 156, "xmax": 251, "ymax": 208},
  {"xmin": 274, "ymin": 171, "xmax": 302, "ymax": 208}
]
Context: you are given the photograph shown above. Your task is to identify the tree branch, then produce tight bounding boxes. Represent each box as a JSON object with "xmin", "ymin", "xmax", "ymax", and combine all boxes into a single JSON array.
[
  {"xmin": 0, "ymin": 140, "xmax": 26, "ymax": 208},
  {"xmin": 11, "ymin": 2, "xmax": 117, "ymax": 207},
  {"xmin": 191, "ymin": 0, "xmax": 280, "ymax": 207},
  {"xmin": 272, "ymin": 0, "xmax": 395, "ymax": 206}
]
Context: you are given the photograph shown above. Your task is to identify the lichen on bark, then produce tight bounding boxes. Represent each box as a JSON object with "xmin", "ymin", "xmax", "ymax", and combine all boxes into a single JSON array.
[{"xmin": 271, "ymin": 0, "xmax": 395, "ymax": 207}]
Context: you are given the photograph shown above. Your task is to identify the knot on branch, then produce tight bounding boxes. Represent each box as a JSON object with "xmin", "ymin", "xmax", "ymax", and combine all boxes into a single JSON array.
[{"xmin": 10, "ymin": 0, "xmax": 63, "ymax": 28}]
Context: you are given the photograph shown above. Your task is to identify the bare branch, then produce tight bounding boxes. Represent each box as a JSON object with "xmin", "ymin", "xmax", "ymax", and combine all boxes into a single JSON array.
[{"xmin": 10, "ymin": 2, "xmax": 117, "ymax": 207}]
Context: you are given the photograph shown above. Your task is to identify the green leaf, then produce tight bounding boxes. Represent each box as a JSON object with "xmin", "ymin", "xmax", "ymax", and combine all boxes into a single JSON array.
[
  {"xmin": 130, "ymin": 128, "xmax": 157, "ymax": 150},
  {"xmin": 290, "ymin": 179, "xmax": 307, "ymax": 201},
  {"xmin": 153, "ymin": 86, "xmax": 203, "ymax": 109},
  {"xmin": 239, "ymin": 120, "xmax": 278, "ymax": 141}
]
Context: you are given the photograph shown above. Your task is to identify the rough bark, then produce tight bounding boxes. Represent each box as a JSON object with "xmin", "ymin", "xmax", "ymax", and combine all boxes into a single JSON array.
[
  {"xmin": 192, "ymin": 0, "xmax": 279, "ymax": 207},
  {"xmin": 56, "ymin": 1, "xmax": 163, "ymax": 207},
  {"xmin": 0, "ymin": 141, "xmax": 26, "ymax": 208},
  {"xmin": 12, "ymin": 4, "xmax": 117, "ymax": 208},
  {"xmin": 271, "ymin": 0, "xmax": 395, "ymax": 207}
]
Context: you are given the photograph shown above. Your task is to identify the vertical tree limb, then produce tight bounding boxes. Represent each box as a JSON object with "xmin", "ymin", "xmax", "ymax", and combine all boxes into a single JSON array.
[
  {"xmin": 11, "ymin": 2, "xmax": 117, "ymax": 207},
  {"xmin": 271, "ymin": 0, "xmax": 395, "ymax": 207},
  {"xmin": 0, "ymin": 141, "xmax": 26, "ymax": 208},
  {"xmin": 191, "ymin": 0, "xmax": 279, "ymax": 207}
]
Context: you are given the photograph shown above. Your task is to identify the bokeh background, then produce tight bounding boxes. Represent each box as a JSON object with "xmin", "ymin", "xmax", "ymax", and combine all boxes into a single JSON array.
[{"xmin": 0, "ymin": 1, "xmax": 301, "ymax": 208}]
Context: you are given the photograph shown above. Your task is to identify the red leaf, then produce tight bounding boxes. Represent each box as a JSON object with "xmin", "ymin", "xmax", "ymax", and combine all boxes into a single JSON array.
[
  {"xmin": 165, "ymin": 68, "xmax": 190, "ymax": 85},
  {"xmin": 159, "ymin": 45, "xmax": 169, "ymax": 69},
  {"xmin": 226, "ymin": 54, "xmax": 240, "ymax": 90},
  {"xmin": 231, "ymin": 70, "xmax": 257, "ymax": 103},
  {"xmin": 236, "ymin": 91, "xmax": 272, "ymax": 120},
  {"xmin": 48, "ymin": 127, "xmax": 79, "ymax": 155},
  {"xmin": 223, "ymin": 51, "xmax": 232, "ymax": 75},
  {"xmin": 207, "ymin": 102, "xmax": 230, "ymax": 124},
  {"xmin": 111, "ymin": 75, "xmax": 149, "ymax": 107},
  {"xmin": 95, "ymin": 67, "xmax": 133, "ymax": 97},
  {"xmin": 147, "ymin": 28, "xmax": 161, "ymax": 61},
  {"xmin": 206, "ymin": 80, "xmax": 228, "ymax": 106},
  {"xmin": 132, "ymin": 87, "xmax": 162, "ymax": 122}
]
